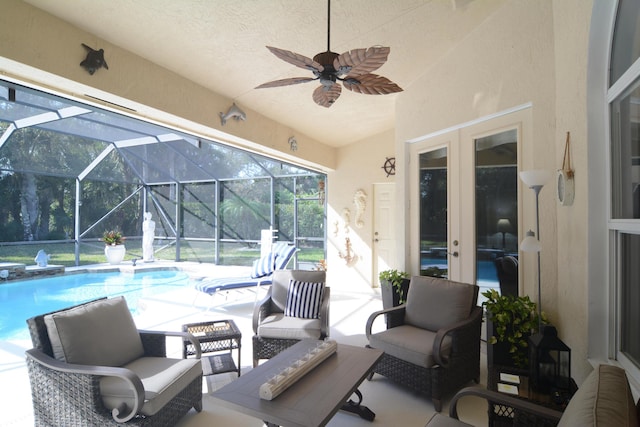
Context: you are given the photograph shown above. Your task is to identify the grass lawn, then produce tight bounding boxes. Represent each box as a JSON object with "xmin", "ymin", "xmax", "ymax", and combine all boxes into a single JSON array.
[{"xmin": 0, "ymin": 240, "xmax": 324, "ymax": 268}]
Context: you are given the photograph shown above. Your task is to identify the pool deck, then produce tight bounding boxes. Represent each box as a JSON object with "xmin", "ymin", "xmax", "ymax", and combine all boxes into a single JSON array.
[{"xmin": 0, "ymin": 262, "xmax": 66, "ymax": 280}]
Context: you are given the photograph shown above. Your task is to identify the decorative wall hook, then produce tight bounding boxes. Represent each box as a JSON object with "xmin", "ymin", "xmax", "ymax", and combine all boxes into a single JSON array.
[
  {"xmin": 80, "ymin": 43, "xmax": 108, "ymax": 75},
  {"xmin": 219, "ymin": 103, "xmax": 247, "ymax": 126}
]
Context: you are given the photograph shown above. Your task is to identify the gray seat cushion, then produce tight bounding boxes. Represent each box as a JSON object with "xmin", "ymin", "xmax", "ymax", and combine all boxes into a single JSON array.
[
  {"xmin": 100, "ymin": 357, "xmax": 202, "ymax": 416},
  {"xmin": 257, "ymin": 313, "xmax": 323, "ymax": 340},
  {"xmin": 369, "ymin": 325, "xmax": 451, "ymax": 368},
  {"xmin": 424, "ymin": 413, "xmax": 473, "ymax": 427},
  {"xmin": 404, "ymin": 276, "xmax": 476, "ymax": 332},
  {"xmin": 44, "ymin": 296, "xmax": 144, "ymax": 366}
]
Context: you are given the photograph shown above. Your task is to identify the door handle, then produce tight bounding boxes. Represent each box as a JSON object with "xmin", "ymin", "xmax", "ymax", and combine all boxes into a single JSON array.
[{"xmin": 448, "ymin": 251, "xmax": 459, "ymax": 257}]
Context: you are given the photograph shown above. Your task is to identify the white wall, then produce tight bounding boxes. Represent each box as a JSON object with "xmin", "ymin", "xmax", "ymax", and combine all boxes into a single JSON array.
[
  {"xmin": 0, "ymin": 0, "xmax": 336, "ymax": 173},
  {"xmin": 326, "ymin": 129, "xmax": 396, "ymax": 291},
  {"xmin": 395, "ymin": 0, "xmax": 593, "ymax": 382}
]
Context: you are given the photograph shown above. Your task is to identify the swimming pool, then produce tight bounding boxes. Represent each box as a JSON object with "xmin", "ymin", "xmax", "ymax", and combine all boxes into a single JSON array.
[{"xmin": 0, "ymin": 270, "xmax": 191, "ymax": 341}]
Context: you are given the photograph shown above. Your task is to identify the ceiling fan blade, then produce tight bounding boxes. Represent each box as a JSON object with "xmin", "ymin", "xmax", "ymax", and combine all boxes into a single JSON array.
[
  {"xmin": 334, "ymin": 46, "xmax": 390, "ymax": 77},
  {"xmin": 342, "ymin": 74, "xmax": 403, "ymax": 95},
  {"xmin": 265, "ymin": 46, "xmax": 324, "ymax": 73},
  {"xmin": 255, "ymin": 77, "xmax": 317, "ymax": 89},
  {"xmin": 312, "ymin": 83, "xmax": 342, "ymax": 108}
]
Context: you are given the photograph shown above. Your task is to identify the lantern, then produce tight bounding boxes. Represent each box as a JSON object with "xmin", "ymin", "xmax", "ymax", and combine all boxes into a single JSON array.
[{"xmin": 529, "ymin": 325, "xmax": 571, "ymax": 394}]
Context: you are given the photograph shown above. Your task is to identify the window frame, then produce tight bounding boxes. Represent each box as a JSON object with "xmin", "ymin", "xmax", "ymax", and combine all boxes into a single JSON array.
[{"xmin": 595, "ymin": 0, "xmax": 640, "ymax": 387}]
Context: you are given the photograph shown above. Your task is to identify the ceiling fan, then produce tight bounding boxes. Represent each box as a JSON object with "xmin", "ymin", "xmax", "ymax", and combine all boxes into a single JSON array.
[{"xmin": 255, "ymin": 0, "xmax": 403, "ymax": 108}]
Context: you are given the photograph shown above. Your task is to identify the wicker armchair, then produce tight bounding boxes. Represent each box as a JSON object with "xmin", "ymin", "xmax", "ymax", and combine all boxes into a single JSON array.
[
  {"xmin": 25, "ymin": 297, "xmax": 203, "ymax": 426},
  {"xmin": 252, "ymin": 270, "xmax": 329, "ymax": 367},
  {"xmin": 366, "ymin": 276, "xmax": 482, "ymax": 412}
]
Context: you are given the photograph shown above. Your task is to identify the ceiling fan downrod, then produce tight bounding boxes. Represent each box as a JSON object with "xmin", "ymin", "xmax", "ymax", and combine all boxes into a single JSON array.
[{"xmin": 327, "ymin": 0, "xmax": 331, "ymax": 52}]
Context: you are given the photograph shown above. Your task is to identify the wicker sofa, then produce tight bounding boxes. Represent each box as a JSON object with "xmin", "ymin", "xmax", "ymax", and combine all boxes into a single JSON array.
[
  {"xmin": 365, "ymin": 276, "xmax": 482, "ymax": 412},
  {"xmin": 25, "ymin": 297, "xmax": 203, "ymax": 426},
  {"xmin": 426, "ymin": 364, "xmax": 639, "ymax": 426}
]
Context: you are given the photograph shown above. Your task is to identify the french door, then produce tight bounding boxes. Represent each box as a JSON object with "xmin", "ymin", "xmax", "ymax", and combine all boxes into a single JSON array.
[{"xmin": 409, "ymin": 109, "xmax": 526, "ymax": 297}]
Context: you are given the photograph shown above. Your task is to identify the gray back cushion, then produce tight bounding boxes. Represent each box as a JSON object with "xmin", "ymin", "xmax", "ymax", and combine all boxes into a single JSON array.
[
  {"xmin": 271, "ymin": 270, "xmax": 326, "ymax": 312},
  {"xmin": 404, "ymin": 276, "xmax": 476, "ymax": 331},
  {"xmin": 44, "ymin": 296, "xmax": 144, "ymax": 366}
]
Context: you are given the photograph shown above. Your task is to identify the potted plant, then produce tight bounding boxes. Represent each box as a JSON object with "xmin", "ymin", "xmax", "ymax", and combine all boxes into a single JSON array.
[
  {"xmin": 482, "ymin": 288, "xmax": 543, "ymax": 370},
  {"xmin": 379, "ymin": 269, "xmax": 410, "ymax": 310},
  {"xmin": 102, "ymin": 230, "xmax": 126, "ymax": 265}
]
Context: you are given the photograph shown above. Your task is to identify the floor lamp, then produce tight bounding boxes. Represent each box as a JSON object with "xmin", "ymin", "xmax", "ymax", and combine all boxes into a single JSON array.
[{"xmin": 519, "ymin": 170, "xmax": 551, "ymax": 331}]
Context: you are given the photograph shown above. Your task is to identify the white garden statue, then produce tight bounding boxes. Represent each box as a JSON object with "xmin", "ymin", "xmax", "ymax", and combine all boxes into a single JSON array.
[
  {"xmin": 34, "ymin": 249, "xmax": 50, "ymax": 267},
  {"xmin": 142, "ymin": 212, "xmax": 156, "ymax": 262}
]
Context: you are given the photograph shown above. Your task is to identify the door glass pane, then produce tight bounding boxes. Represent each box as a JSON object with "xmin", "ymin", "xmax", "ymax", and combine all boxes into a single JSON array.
[
  {"xmin": 475, "ymin": 130, "xmax": 518, "ymax": 295},
  {"xmin": 611, "ymin": 77, "xmax": 640, "ymax": 219},
  {"xmin": 620, "ymin": 233, "xmax": 640, "ymax": 368},
  {"xmin": 419, "ymin": 148, "xmax": 448, "ymax": 278}
]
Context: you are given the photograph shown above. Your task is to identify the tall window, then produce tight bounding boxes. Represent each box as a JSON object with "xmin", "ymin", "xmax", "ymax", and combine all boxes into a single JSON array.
[{"xmin": 609, "ymin": 0, "xmax": 640, "ymax": 374}]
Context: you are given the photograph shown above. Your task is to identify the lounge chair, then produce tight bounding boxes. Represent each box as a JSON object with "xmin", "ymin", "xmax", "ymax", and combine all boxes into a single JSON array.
[{"xmin": 194, "ymin": 242, "xmax": 297, "ymax": 296}]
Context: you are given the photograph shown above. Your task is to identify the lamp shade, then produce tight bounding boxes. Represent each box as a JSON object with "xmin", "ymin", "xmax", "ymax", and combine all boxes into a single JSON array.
[
  {"xmin": 497, "ymin": 218, "xmax": 511, "ymax": 233},
  {"xmin": 519, "ymin": 170, "xmax": 552, "ymax": 188},
  {"xmin": 520, "ymin": 230, "xmax": 541, "ymax": 252}
]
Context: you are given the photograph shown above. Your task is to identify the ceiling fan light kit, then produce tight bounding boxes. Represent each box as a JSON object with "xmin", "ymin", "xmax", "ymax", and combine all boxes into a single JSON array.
[{"xmin": 256, "ymin": 0, "xmax": 402, "ymax": 107}]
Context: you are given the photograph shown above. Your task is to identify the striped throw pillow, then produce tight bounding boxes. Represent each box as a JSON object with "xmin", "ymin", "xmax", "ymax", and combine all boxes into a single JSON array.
[
  {"xmin": 284, "ymin": 280, "xmax": 325, "ymax": 319},
  {"xmin": 251, "ymin": 253, "xmax": 275, "ymax": 278}
]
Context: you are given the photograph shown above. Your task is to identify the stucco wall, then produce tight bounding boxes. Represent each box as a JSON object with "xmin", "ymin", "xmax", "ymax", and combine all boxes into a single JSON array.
[
  {"xmin": 551, "ymin": 0, "xmax": 593, "ymax": 386},
  {"xmin": 326, "ymin": 129, "xmax": 396, "ymax": 291},
  {"xmin": 0, "ymin": 0, "xmax": 335, "ymax": 172},
  {"xmin": 395, "ymin": 0, "xmax": 593, "ymax": 383}
]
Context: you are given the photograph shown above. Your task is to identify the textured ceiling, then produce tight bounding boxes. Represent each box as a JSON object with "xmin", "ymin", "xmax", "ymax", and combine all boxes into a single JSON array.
[{"xmin": 23, "ymin": 0, "xmax": 505, "ymax": 147}]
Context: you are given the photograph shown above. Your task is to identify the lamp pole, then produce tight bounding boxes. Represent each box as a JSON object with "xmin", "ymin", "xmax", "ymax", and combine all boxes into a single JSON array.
[
  {"xmin": 532, "ymin": 184, "xmax": 543, "ymax": 331},
  {"xmin": 519, "ymin": 169, "xmax": 550, "ymax": 333}
]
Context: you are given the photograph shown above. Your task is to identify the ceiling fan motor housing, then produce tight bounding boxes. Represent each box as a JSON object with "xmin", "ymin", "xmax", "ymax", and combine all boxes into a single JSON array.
[{"xmin": 313, "ymin": 51, "xmax": 341, "ymax": 85}]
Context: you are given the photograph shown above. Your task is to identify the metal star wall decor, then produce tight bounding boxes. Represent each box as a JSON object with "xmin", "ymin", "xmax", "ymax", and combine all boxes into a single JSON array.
[{"xmin": 80, "ymin": 43, "xmax": 108, "ymax": 75}]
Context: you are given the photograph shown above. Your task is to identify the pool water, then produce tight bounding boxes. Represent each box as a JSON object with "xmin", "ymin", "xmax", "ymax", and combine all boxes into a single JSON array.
[{"xmin": 0, "ymin": 270, "xmax": 191, "ymax": 341}]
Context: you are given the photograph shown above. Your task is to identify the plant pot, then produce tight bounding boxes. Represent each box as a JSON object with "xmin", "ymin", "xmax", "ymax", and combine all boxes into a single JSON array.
[
  {"xmin": 104, "ymin": 244, "xmax": 126, "ymax": 265},
  {"xmin": 380, "ymin": 278, "xmax": 411, "ymax": 310},
  {"xmin": 486, "ymin": 318, "xmax": 529, "ymax": 370}
]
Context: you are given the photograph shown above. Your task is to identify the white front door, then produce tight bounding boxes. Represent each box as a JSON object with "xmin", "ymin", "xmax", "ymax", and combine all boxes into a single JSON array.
[{"xmin": 372, "ymin": 182, "xmax": 396, "ymax": 287}]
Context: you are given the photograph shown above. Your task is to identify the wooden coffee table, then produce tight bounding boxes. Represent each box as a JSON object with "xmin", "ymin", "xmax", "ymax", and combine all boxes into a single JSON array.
[{"xmin": 211, "ymin": 339, "xmax": 383, "ymax": 427}]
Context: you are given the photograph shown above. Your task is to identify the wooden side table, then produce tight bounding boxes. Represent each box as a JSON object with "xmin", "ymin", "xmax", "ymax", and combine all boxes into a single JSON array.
[
  {"xmin": 183, "ymin": 319, "xmax": 242, "ymax": 377},
  {"xmin": 487, "ymin": 365, "xmax": 577, "ymax": 427}
]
